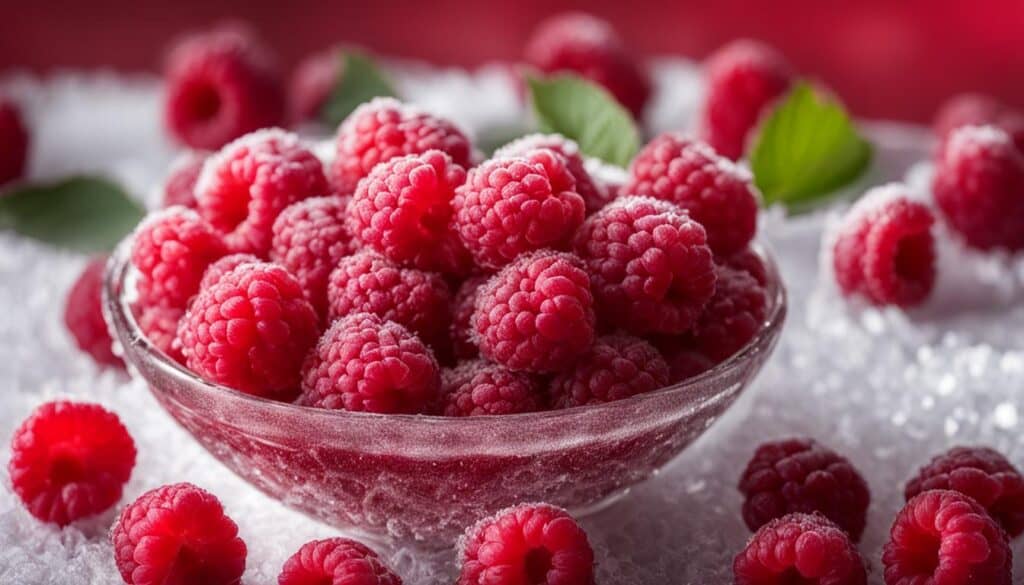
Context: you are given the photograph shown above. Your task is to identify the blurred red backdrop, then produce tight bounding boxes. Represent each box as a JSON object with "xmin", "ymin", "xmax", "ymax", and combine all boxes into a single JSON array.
[{"xmin": 3, "ymin": 0, "xmax": 1023, "ymax": 123}]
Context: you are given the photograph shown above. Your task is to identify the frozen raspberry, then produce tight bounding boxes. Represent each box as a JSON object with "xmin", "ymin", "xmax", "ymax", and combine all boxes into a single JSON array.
[
  {"xmin": 0, "ymin": 96, "xmax": 29, "ymax": 186},
  {"xmin": 162, "ymin": 151, "xmax": 208, "ymax": 209},
  {"xmin": 739, "ymin": 438, "xmax": 871, "ymax": 541},
  {"xmin": 495, "ymin": 134, "xmax": 611, "ymax": 214},
  {"xmin": 331, "ymin": 97, "xmax": 475, "ymax": 195},
  {"xmin": 549, "ymin": 335, "xmax": 669, "ymax": 409},
  {"xmin": 625, "ymin": 133, "xmax": 759, "ymax": 256},
  {"xmin": 689, "ymin": 264, "xmax": 767, "ymax": 362},
  {"xmin": 573, "ymin": 196, "xmax": 716, "ymax": 335},
  {"xmin": 524, "ymin": 12, "xmax": 651, "ymax": 119},
  {"xmin": 278, "ymin": 537, "xmax": 401, "ymax": 585},
  {"xmin": 299, "ymin": 312, "xmax": 440, "ymax": 413},
  {"xmin": 195, "ymin": 128, "xmax": 328, "ymax": 255},
  {"xmin": 178, "ymin": 262, "xmax": 319, "ymax": 399},
  {"xmin": 454, "ymin": 149, "xmax": 586, "ymax": 269},
  {"xmin": 906, "ymin": 446, "xmax": 1024, "ymax": 538},
  {"xmin": 271, "ymin": 196, "xmax": 357, "ymax": 318},
  {"xmin": 348, "ymin": 150, "xmax": 471, "ymax": 275},
  {"xmin": 199, "ymin": 253, "xmax": 261, "ymax": 290},
  {"xmin": 64, "ymin": 257, "xmax": 124, "ymax": 368},
  {"xmin": 8, "ymin": 400, "xmax": 136, "ymax": 526},
  {"xmin": 441, "ymin": 361, "xmax": 544, "ymax": 417},
  {"xmin": 327, "ymin": 251, "xmax": 452, "ymax": 349},
  {"xmin": 112, "ymin": 482, "xmax": 247, "ymax": 585},
  {"xmin": 733, "ymin": 513, "xmax": 867, "ymax": 585},
  {"xmin": 724, "ymin": 247, "xmax": 768, "ymax": 286},
  {"xmin": 450, "ymin": 276, "xmax": 487, "ymax": 361},
  {"xmin": 473, "ymin": 251, "xmax": 595, "ymax": 373},
  {"xmin": 136, "ymin": 304, "xmax": 185, "ymax": 362},
  {"xmin": 287, "ymin": 47, "xmax": 343, "ymax": 125},
  {"xmin": 458, "ymin": 503, "xmax": 594, "ymax": 585},
  {"xmin": 833, "ymin": 185, "xmax": 936, "ymax": 306},
  {"xmin": 660, "ymin": 346, "xmax": 715, "ymax": 383},
  {"xmin": 932, "ymin": 125, "xmax": 1024, "ymax": 251},
  {"xmin": 883, "ymin": 489, "xmax": 1012, "ymax": 585},
  {"xmin": 164, "ymin": 23, "xmax": 284, "ymax": 150},
  {"xmin": 934, "ymin": 94, "xmax": 1024, "ymax": 154},
  {"xmin": 131, "ymin": 208, "xmax": 227, "ymax": 309}
]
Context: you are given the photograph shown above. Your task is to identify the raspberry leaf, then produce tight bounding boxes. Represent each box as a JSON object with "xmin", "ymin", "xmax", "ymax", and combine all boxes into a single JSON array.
[
  {"xmin": 528, "ymin": 74, "xmax": 640, "ymax": 168},
  {"xmin": 750, "ymin": 81, "xmax": 873, "ymax": 208},
  {"xmin": 320, "ymin": 50, "xmax": 397, "ymax": 127},
  {"xmin": 0, "ymin": 176, "xmax": 144, "ymax": 252}
]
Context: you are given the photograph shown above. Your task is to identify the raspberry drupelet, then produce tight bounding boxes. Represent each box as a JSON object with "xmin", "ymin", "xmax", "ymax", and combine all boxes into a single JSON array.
[
  {"xmin": 9, "ymin": 400, "xmax": 136, "ymax": 526},
  {"xmin": 112, "ymin": 482, "xmax": 247, "ymax": 585},
  {"xmin": 624, "ymin": 133, "xmax": 760, "ymax": 256},
  {"xmin": 278, "ymin": 537, "xmax": 402, "ymax": 585},
  {"xmin": 450, "ymin": 276, "xmax": 488, "ymax": 361},
  {"xmin": 64, "ymin": 257, "xmax": 124, "ymax": 368},
  {"xmin": 572, "ymin": 196, "xmax": 717, "ymax": 335},
  {"xmin": 733, "ymin": 513, "xmax": 867, "ymax": 585},
  {"xmin": 688, "ymin": 264, "xmax": 768, "ymax": 362},
  {"xmin": 933, "ymin": 93, "xmax": 1024, "ymax": 154},
  {"xmin": 549, "ymin": 335, "xmax": 669, "ymax": 409},
  {"xmin": 195, "ymin": 128, "xmax": 329, "ymax": 256},
  {"xmin": 472, "ymin": 251, "xmax": 596, "ymax": 373},
  {"xmin": 457, "ymin": 503, "xmax": 595, "ymax": 585},
  {"xmin": 0, "ymin": 95, "xmax": 29, "ymax": 186},
  {"xmin": 494, "ymin": 133, "xmax": 611, "ymax": 214},
  {"xmin": 441, "ymin": 361, "xmax": 545, "ymax": 417},
  {"xmin": 162, "ymin": 151, "xmax": 208, "ymax": 209}
]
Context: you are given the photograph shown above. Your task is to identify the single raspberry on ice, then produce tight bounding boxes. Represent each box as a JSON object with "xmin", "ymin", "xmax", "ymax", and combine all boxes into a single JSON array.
[
  {"xmin": 733, "ymin": 513, "xmax": 867, "ymax": 585},
  {"xmin": 64, "ymin": 257, "xmax": 124, "ymax": 369},
  {"xmin": 278, "ymin": 537, "xmax": 402, "ymax": 585}
]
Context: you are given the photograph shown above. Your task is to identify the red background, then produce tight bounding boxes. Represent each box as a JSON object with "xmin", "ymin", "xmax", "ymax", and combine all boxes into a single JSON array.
[{"xmin": 3, "ymin": 0, "xmax": 1023, "ymax": 123}]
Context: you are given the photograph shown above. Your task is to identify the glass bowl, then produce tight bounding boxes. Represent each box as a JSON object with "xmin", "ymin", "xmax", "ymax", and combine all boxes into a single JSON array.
[{"xmin": 103, "ymin": 237, "xmax": 786, "ymax": 545}]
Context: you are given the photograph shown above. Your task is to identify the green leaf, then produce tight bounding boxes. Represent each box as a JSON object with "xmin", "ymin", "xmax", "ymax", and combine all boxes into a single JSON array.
[
  {"xmin": 749, "ymin": 81, "xmax": 873, "ymax": 208},
  {"xmin": 319, "ymin": 50, "xmax": 397, "ymax": 127},
  {"xmin": 0, "ymin": 176, "xmax": 145, "ymax": 252},
  {"xmin": 528, "ymin": 74, "xmax": 640, "ymax": 168}
]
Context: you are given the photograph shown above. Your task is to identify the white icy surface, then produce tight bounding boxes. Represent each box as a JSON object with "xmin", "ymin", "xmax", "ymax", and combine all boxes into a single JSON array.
[{"xmin": 3, "ymin": 63, "xmax": 1024, "ymax": 585}]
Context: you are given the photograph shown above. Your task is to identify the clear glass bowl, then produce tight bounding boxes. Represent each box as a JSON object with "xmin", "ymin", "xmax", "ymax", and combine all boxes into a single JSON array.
[{"xmin": 103, "ymin": 237, "xmax": 786, "ymax": 545}]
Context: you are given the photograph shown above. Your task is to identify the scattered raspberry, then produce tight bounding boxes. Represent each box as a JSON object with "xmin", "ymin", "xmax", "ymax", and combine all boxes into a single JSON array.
[
  {"xmin": 136, "ymin": 304, "xmax": 185, "ymax": 363},
  {"xmin": 9, "ymin": 400, "xmax": 136, "ymax": 526},
  {"xmin": 271, "ymin": 196, "xmax": 357, "ymax": 318},
  {"xmin": 906, "ymin": 446, "xmax": 1024, "ymax": 538},
  {"xmin": 454, "ymin": 149, "xmax": 586, "ymax": 269},
  {"xmin": 473, "ymin": 251, "xmax": 595, "ymax": 373},
  {"xmin": 348, "ymin": 150, "xmax": 471, "ymax": 275},
  {"xmin": 457, "ymin": 503, "xmax": 594, "ymax": 585},
  {"xmin": 733, "ymin": 513, "xmax": 867, "ymax": 585},
  {"xmin": 178, "ymin": 262, "xmax": 319, "ymax": 399},
  {"xmin": 287, "ymin": 47, "xmax": 343, "ymax": 125},
  {"xmin": 0, "ymin": 96, "xmax": 29, "ymax": 186},
  {"xmin": 441, "ymin": 361, "xmax": 544, "ymax": 416},
  {"xmin": 331, "ymin": 97, "xmax": 475, "ymax": 195},
  {"xmin": 199, "ymin": 253, "xmax": 261, "ymax": 291},
  {"xmin": 195, "ymin": 128, "xmax": 328, "ymax": 255},
  {"xmin": 278, "ymin": 537, "xmax": 402, "ymax": 585},
  {"xmin": 724, "ymin": 247, "xmax": 768, "ymax": 286},
  {"xmin": 64, "ymin": 257, "xmax": 124, "ymax": 368},
  {"xmin": 112, "ymin": 482, "xmax": 247, "ymax": 585},
  {"xmin": 299, "ymin": 312, "xmax": 440, "ymax": 413},
  {"xmin": 699, "ymin": 40, "xmax": 794, "ymax": 160},
  {"xmin": 450, "ymin": 276, "xmax": 487, "ymax": 361},
  {"xmin": 524, "ymin": 12, "xmax": 651, "ymax": 119},
  {"xmin": 932, "ymin": 125, "xmax": 1024, "ymax": 251},
  {"xmin": 739, "ymin": 437, "xmax": 871, "ymax": 541},
  {"xmin": 495, "ymin": 133, "xmax": 611, "ymax": 214},
  {"xmin": 883, "ymin": 489, "xmax": 1012, "ymax": 585},
  {"xmin": 625, "ymin": 134, "xmax": 759, "ymax": 256},
  {"xmin": 162, "ymin": 151, "xmax": 207, "ymax": 209},
  {"xmin": 549, "ymin": 335, "xmax": 669, "ymax": 409},
  {"xmin": 164, "ymin": 23, "xmax": 284, "ymax": 150},
  {"xmin": 934, "ymin": 93, "xmax": 1024, "ymax": 154},
  {"xmin": 689, "ymin": 264, "xmax": 767, "ymax": 362},
  {"xmin": 572, "ymin": 196, "xmax": 716, "ymax": 335}
]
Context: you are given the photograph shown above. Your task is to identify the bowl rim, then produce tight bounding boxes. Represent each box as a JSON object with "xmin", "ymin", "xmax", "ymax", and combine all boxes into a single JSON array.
[{"xmin": 103, "ymin": 234, "xmax": 787, "ymax": 425}]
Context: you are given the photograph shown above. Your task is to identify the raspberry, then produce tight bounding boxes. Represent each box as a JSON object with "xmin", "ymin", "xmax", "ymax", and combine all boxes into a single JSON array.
[
  {"xmin": 199, "ymin": 253, "xmax": 261, "ymax": 291},
  {"xmin": 661, "ymin": 346, "xmax": 715, "ymax": 383},
  {"xmin": 932, "ymin": 125, "xmax": 1024, "ymax": 251},
  {"xmin": 195, "ymin": 128, "xmax": 329, "ymax": 255},
  {"xmin": 724, "ymin": 246, "xmax": 768, "ymax": 286},
  {"xmin": 473, "ymin": 251, "xmax": 595, "ymax": 373},
  {"xmin": 178, "ymin": 262, "xmax": 319, "ymax": 399},
  {"xmin": 348, "ymin": 150, "xmax": 471, "ymax": 275},
  {"xmin": 441, "ymin": 361, "xmax": 544, "ymax": 416},
  {"xmin": 64, "ymin": 257, "xmax": 124, "ymax": 368},
  {"xmin": 136, "ymin": 304, "xmax": 185, "ymax": 363},
  {"xmin": 934, "ymin": 94, "xmax": 1024, "ymax": 154},
  {"xmin": 733, "ymin": 513, "xmax": 867, "ymax": 585},
  {"xmin": 524, "ymin": 12, "xmax": 651, "ymax": 119},
  {"xmin": 162, "ymin": 151, "xmax": 207, "ymax": 209},
  {"xmin": 112, "ymin": 482, "xmax": 247, "ymax": 585},
  {"xmin": 833, "ymin": 185, "xmax": 936, "ymax": 306},
  {"xmin": 331, "ymin": 97, "xmax": 475, "ymax": 195},
  {"xmin": 625, "ymin": 133, "xmax": 760, "ymax": 256},
  {"xmin": 739, "ymin": 438, "xmax": 871, "ymax": 541},
  {"xmin": 299, "ymin": 312, "xmax": 440, "ymax": 413},
  {"xmin": 906, "ymin": 446, "xmax": 1024, "ymax": 538},
  {"xmin": 164, "ymin": 23, "xmax": 284, "ymax": 150},
  {"xmin": 0, "ymin": 96, "xmax": 29, "ymax": 186},
  {"xmin": 450, "ymin": 276, "xmax": 487, "ymax": 361},
  {"xmin": 883, "ymin": 490, "xmax": 1011, "ymax": 585},
  {"xmin": 689, "ymin": 264, "xmax": 767, "ymax": 362},
  {"xmin": 457, "ymin": 503, "xmax": 594, "ymax": 585},
  {"xmin": 131, "ymin": 208, "xmax": 227, "ymax": 309},
  {"xmin": 8, "ymin": 400, "xmax": 136, "ymax": 526},
  {"xmin": 572, "ymin": 196, "xmax": 716, "ymax": 335},
  {"xmin": 326, "ymin": 251, "xmax": 452, "ymax": 349},
  {"xmin": 494, "ymin": 133, "xmax": 611, "ymax": 214},
  {"xmin": 549, "ymin": 335, "xmax": 669, "ymax": 409},
  {"xmin": 278, "ymin": 537, "xmax": 401, "ymax": 585},
  {"xmin": 699, "ymin": 40, "xmax": 794, "ymax": 161},
  {"xmin": 454, "ymin": 149, "xmax": 586, "ymax": 269},
  {"xmin": 287, "ymin": 47, "xmax": 342, "ymax": 125},
  {"xmin": 271, "ymin": 196, "xmax": 357, "ymax": 318}
]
